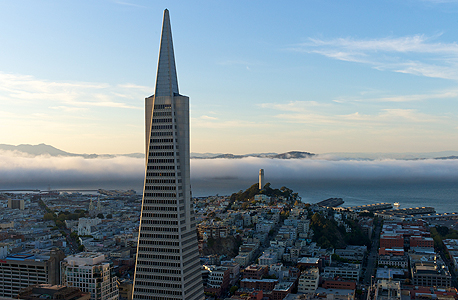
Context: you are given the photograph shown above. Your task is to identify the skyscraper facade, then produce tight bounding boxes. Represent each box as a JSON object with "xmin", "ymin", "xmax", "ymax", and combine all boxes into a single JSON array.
[{"xmin": 132, "ymin": 9, "xmax": 204, "ymax": 300}]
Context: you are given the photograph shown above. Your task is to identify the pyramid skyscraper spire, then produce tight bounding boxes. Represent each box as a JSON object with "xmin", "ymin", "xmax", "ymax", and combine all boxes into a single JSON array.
[
  {"xmin": 155, "ymin": 9, "xmax": 179, "ymax": 97},
  {"xmin": 133, "ymin": 9, "xmax": 204, "ymax": 300}
]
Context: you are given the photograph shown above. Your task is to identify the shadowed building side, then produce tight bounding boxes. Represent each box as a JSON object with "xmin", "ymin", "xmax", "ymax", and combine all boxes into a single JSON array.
[{"xmin": 132, "ymin": 9, "xmax": 204, "ymax": 300}]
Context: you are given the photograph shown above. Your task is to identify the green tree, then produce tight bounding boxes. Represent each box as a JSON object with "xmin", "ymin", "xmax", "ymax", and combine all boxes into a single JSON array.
[
  {"xmin": 97, "ymin": 213, "xmax": 104, "ymax": 219},
  {"xmin": 106, "ymin": 214, "xmax": 113, "ymax": 219},
  {"xmin": 44, "ymin": 212, "xmax": 56, "ymax": 220},
  {"xmin": 437, "ymin": 226, "xmax": 449, "ymax": 236},
  {"xmin": 229, "ymin": 286, "xmax": 238, "ymax": 295}
]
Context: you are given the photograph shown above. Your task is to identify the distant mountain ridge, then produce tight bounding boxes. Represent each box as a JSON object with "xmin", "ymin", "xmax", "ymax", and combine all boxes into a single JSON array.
[
  {"xmin": 1, "ymin": 143, "xmax": 458, "ymax": 161},
  {"xmin": 193, "ymin": 151, "xmax": 316, "ymax": 159},
  {"xmin": 0, "ymin": 143, "xmax": 143, "ymax": 159}
]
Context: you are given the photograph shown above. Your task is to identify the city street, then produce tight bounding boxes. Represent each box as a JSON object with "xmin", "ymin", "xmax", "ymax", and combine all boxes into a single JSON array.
[{"xmin": 364, "ymin": 222, "xmax": 381, "ymax": 285}]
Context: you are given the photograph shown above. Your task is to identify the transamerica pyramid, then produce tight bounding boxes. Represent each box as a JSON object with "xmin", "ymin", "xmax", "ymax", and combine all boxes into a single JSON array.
[{"xmin": 132, "ymin": 9, "xmax": 204, "ymax": 300}]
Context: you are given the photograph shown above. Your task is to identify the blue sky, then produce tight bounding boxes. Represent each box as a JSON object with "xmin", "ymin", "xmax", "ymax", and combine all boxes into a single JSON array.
[{"xmin": 1, "ymin": 0, "xmax": 458, "ymax": 154}]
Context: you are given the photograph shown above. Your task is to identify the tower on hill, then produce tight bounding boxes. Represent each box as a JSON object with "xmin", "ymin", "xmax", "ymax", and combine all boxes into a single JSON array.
[{"xmin": 259, "ymin": 169, "xmax": 264, "ymax": 190}]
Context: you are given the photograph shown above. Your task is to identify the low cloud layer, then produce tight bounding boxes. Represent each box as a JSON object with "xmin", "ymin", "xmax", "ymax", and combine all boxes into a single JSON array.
[
  {"xmin": 1, "ymin": 152, "xmax": 457, "ymax": 196},
  {"xmin": 0, "ymin": 152, "xmax": 144, "ymax": 191}
]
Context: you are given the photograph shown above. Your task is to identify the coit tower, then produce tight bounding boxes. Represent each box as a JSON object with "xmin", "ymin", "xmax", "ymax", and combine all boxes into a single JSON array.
[{"xmin": 259, "ymin": 169, "xmax": 264, "ymax": 190}]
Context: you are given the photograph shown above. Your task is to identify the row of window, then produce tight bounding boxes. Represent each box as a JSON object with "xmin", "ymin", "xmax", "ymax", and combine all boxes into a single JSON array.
[
  {"xmin": 186, "ymin": 288, "xmax": 204, "ymax": 300},
  {"xmin": 135, "ymin": 274, "xmax": 181, "ymax": 282},
  {"xmin": 154, "ymin": 104, "xmax": 172, "ymax": 109},
  {"xmin": 143, "ymin": 206, "xmax": 178, "ymax": 211},
  {"xmin": 144, "ymin": 199, "xmax": 181, "ymax": 205},
  {"xmin": 181, "ymin": 230, "xmax": 197, "ymax": 239},
  {"xmin": 182, "ymin": 249, "xmax": 199, "ymax": 260},
  {"xmin": 152, "ymin": 125, "xmax": 174, "ymax": 130},
  {"xmin": 183, "ymin": 243, "xmax": 197, "ymax": 253},
  {"xmin": 0, "ymin": 265, "xmax": 45, "ymax": 269},
  {"xmin": 137, "ymin": 267, "xmax": 181, "ymax": 274},
  {"xmin": 143, "ymin": 193, "xmax": 177, "ymax": 198},
  {"xmin": 152, "ymin": 118, "xmax": 172, "ymax": 123},
  {"xmin": 133, "ymin": 294, "xmax": 181, "ymax": 300},
  {"xmin": 145, "ymin": 186, "xmax": 177, "ymax": 191},
  {"xmin": 148, "ymin": 159, "xmax": 176, "ymax": 164},
  {"xmin": 137, "ymin": 253, "xmax": 181, "ymax": 261},
  {"xmin": 185, "ymin": 281, "xmax": 204, "ymax": 297},
  {"xmin": 135, "ymin": 280, "xmax": 181, "ymax": 289},
  {"xmin": 140, "ymin": 226, "xmax": 178, "ymax": 232},
  {"xmin": 150, "ymin": 145, "xmax": 176, "ymax": 150},
  {"xmin": 184, "ymin": 270, "xmax": 202, "ymax": 282},
  {"xmin": 137, "ymin": 247, "xmax": 179, "ymax": 253},
  {"xmin": 150, "ymin": 138, "xmax": 175, "ymax": 143},
  {"xmin": 141, "ymin": 219, "xmax": 178, "ymax": 225},
  {"xmin": 147, "ymin": 151, "xmax": 175, "ymax": 157},
  {"xmin": 146, "ymin": 172, "xmax": 177, "ymax": 177},
  {"xmin": 140, "ymin": 233, "xmax": 179, "ymax": 240},
  {"xmin": 151, "ymin": 132, "xmax": 173, "ymax": 137},
  {"xmin": 147, "ymin": 166, "xmax": 178, "ymax": 170},
  {"xmin": 138, "ymin": 240, "xmax": 179, "ymax": 246},
  {"xmin": 152, "ymin": 111, "xmax": 172, "ymax": 117},
  {"xmin": 183, "ymin": 261, "xmax": 201, "ymax": 277},
  {"xmin": 141, "ymin": 212, "xmax": 177, "ymax": 219},
  {"xmin": 182, "ymin": 236, "xmax": 195, "ymax": 246},
  {"xmin": 134, "ymin": 288, "xmax": 182, "ymax": 296},
  {"xmin": 137, "ymin": 260, "xmax": 180, "ymax": 267},
  {"xmin": 145, "ymin": 179, "xmax": 176, "ymax": 184}
]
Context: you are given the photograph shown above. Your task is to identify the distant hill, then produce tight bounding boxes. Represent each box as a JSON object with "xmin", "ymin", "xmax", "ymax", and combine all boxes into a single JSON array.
[
  {"xmin": 435, "ymin": 156, "xmax": 458, "ymax": 160},
  {"xmin": 1, "ymin": 143, "xmax": 457, "ymax": 161},
  {"xmin": 193, "ymin": 151, "xmax": 316, "ymax": 159},
  {"xmin": 323, "ymin": 151, "xmax": 458, "ymax": 160},
  {"xmin": 0, "ymin": 143, "xmax": 76, "ymax": 156},
  {"xmin": 0, "ymin": 143, "xmax": 143, "ymax": 159}
]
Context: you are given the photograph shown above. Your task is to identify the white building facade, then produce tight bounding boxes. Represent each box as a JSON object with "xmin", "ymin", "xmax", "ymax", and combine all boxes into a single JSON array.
[{"xmin": 61, "ymin": 253, "xmax": 118, "ymax": 300}]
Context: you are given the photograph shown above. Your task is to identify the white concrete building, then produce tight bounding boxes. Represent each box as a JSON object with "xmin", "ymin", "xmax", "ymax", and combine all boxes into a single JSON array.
[
  {"xmin": 322, "ymin": 263, "xmax": 361, "ymax": 281},
  {"xmin": 0, "ymin": 244, "xmax": 8, "ymax": 259},
  {"xmin": 78, "ymin": 218, "xmax": 102, "ymax": 236},
  {"xmin": 61, "ymin": 252, "xmax": 118, "ymax": 300},
  {"xmin": 298, "ymin": 267, "xmax": 319, "ymax": 294},
  {"xmin": 258, "ymin": 250, "xmax": 278, "ymax": 266},
  {"xmin": 256, "ymin": 220, "xmax": 274, "ymax": 233}
]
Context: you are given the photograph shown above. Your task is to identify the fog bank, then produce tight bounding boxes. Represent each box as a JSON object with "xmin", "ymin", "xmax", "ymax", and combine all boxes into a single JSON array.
[{"xmin": 1, "ymin": 152, "xmax": 457, "ymax": 196}]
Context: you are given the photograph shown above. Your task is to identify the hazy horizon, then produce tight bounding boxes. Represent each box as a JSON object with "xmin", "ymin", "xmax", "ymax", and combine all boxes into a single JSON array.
[{"xmin": 2, "ymin": 149, "xmax": 458, "ymax": 192}]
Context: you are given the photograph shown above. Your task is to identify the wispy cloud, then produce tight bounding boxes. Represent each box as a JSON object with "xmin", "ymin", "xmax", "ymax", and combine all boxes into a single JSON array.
[
  {"xmin": 0, "ymin": 72, "xmax": 143, "ymax": 109},
  {"xmin": 261, "ymin": 101, "xmax": 331, "ymax": 112},
  {"xmin": 199, "ymin": 115, "xmax": 218, "ymax": 120},
  {"xmin": 276, "ymin": 108, "xmax": 446, "ymax": 125},
  {"xmin": 112, "ymin": 1, "xmax": 148, "ymax": 9},
  {"xmin": 291, "ymin": 34, "xmax": 458, "ymax": 80},
  {"xmin": 191, "ymin": 117, "xmax": 266, "ymax": 129}
]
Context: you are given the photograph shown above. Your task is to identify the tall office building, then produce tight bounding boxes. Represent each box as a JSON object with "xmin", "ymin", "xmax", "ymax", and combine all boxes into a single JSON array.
[
  {"xmin": 132, "ymin": 9, "xmax": 204, "ymax": 300},
  {"xmin": 61, "ymin": 253, "xmax": 119, "ymax": 300},
  {"xmin": 0, "ymin": 249, "xmax": 65, "ymax": 298}
]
